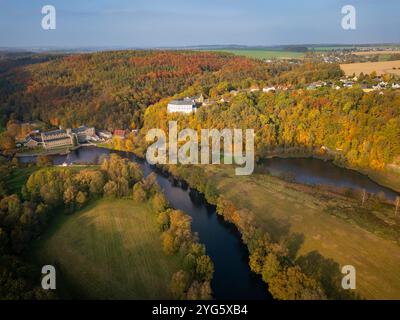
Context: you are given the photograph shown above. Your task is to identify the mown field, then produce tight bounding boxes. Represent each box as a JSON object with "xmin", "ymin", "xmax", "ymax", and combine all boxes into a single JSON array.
[
  {"xmin": 212, "ymin": 49, "xmax": 305, "ymax": 59},
  {"xmin": 32, "ymin": 199, "xmax": 181, "ymax": 299},
  {"xmin": 340, "ymin": 60, "xmax": 400, "ymax": 76},
  {"xmin": 201, "ymin": 165, "xmax": 400, "ymax": 299}
]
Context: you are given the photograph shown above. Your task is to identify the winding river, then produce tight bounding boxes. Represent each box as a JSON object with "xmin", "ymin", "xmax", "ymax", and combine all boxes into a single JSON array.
[{"xmin": 19, "ymin": 146, "xmax": 399, "ymax": 299}]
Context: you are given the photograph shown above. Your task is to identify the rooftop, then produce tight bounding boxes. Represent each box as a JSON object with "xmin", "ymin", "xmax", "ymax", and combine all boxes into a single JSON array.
[
  {"xmin": 168, "ymin": 98, "xmax": 196, "ymax": 106},
  {"xmin": 42, "ymin": 129, "xmax": 67, "ymax": 137}
]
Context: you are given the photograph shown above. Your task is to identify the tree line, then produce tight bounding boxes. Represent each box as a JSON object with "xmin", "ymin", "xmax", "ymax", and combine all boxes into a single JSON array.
[
  {"xmin": 159, "ymin": 164, "xmax": 358, "ymax": 300},
  {"xmin": 1, "ymin": 153, "xmax": 213, "ymax": 299}
]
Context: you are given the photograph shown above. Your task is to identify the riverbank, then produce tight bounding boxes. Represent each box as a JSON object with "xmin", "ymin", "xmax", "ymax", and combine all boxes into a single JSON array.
[
  {"xmin": 166, "ymin": 164, "xmax": 400, "ymax": 299},
  {"xmin": 15, "ymin": 145, "xmax": 81, "ymax": 157},
  {"xmin": 262, "ymin": 149, "xmax": 400, "ymax": 194},
  {"xmin": 17, "ymin": 146, "xmax": 400, "ymax": 298}
]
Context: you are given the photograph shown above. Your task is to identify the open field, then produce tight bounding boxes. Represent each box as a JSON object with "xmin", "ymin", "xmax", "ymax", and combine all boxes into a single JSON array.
[
  {"xmin": 340, "ymin": 60, "xmax": 400, "ymax": 76},
  {"xmin": 353, "ymin": 51, "xmax": 400, "ymax": 56},
  {"xmin": 212, "ymin": 49, "xmax": 305, "ymax": 60},
  {"xmin": 362, "ymin": 165, "xmax": 400, "ymax": 194},
  {"xmin": 200, "ymin": 165, "xmax": 400, "ymax": 299},
  {"xmin": 32, "ymin": 199, "xmax": 181, "ymax": 299}
]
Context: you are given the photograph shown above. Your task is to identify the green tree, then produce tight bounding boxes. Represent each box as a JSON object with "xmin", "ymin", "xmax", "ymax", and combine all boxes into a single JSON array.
[
  {"xmin": 76, "ymin": 191, "xmax": 87, "ymax": 208},
  {"xmin": 132, "ymin": 182, "xmax": 147, "ymax": 203},
  {"xmin": 261, "ymin": 253, "xmax": 282, "ymax": 283},
  {"xmin": 152, "ymin": 192, "xmax": 169, "ymax": 213},
  {"xmin": 183, "ymin": 253, "xmax": 197, "ymax": 273},
  {"xmin": 103, "ymin": 181, "xmax": 118, "ymax": 198},
  {"xmin": 157, "ymin": 211, "xmax": 170, "ymax": 232},
  {"xmin": 268, "ymin": 266, "xmax": 326, "ymax": 300},
  {"xmin": 195, "ymin": 255, "xmax": 214, "ymax": 282},
  {"xmin": 170, "ymin": 270, "xmax": 190, "ymax": 299},
  {"xmin": 162, "ymin": 231, "xmax": 176, "ymax": 255}
]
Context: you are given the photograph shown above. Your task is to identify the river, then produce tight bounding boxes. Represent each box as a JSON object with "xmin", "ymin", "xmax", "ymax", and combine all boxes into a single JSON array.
[
  {"xmin": 259, "ymin": 157, "xmax": 398, "ymax": 201},
  {"xmin": 19, "ymin": 146, "xmax": 399, "ymax": 299},
  {"xmin": 20, "ymin": 146, "xmax": 269, "ymax": 299}
]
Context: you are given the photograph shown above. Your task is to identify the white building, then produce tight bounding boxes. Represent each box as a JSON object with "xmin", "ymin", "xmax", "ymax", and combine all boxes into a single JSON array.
[
  {"xmin": 263, "ymin": 86, "xmax": 276, "ymax": 93},
  {"xmin": 167, "ymin": 98, "xmax": 197, "ymax": 114},
  {"xmin": 392, "ymin": 83, "xmax": 400, "ymax": 89}
]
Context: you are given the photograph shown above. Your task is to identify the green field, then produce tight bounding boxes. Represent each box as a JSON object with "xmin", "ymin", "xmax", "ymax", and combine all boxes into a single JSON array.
[
  {"xmin": 213, "ymin": 49, "xmax": 305, "ymax": 59},
  {"xmin": 7, "ymin": 166, "xmax": 37, "ymax": 195},
  {"xmin": 33, "ymin": 199, "xmax": 181, "ymax": 299},
  {"xmin": 200, "ymin": 165, "xmax": 400, "ymax": 299}
]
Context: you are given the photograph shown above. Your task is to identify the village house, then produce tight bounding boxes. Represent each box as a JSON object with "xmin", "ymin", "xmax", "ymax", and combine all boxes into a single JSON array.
[
  {"xmin": 113, "ymin": 129, "xmax": 127, "ymax": 139},
  {"xmin": 24, "ymin": 136, "xmax": 42, "ymax": 148},
  {"xmin": 343, "ymin": 81, "xmax": 354, "ymax": 88},
  {"xmin": 392, "ymin": 83, "xmax": 400, "ymax": 89},
  {"xmin": 98, "ymin": 130, "xmax": 113, "ymax": 140},
  {"xmin": 192, "ymin": 94, "xmax": 205, "ymax": 104},
  {"xmin": 249, "ymin": 86, "xmax": 260, "ymax": 92},
  {"xmin": 72, "ymin": 125, "xmax": 96, "ymax": 143}
]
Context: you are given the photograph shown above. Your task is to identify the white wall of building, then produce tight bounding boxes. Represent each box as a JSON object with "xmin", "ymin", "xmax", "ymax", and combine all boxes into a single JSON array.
[{"xmin": 167, "ymin": 103, "xmax": 196, "ymax": 114}]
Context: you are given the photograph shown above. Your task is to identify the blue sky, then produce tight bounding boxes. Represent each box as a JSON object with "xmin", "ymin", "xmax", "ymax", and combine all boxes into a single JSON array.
[{"xmin": 0, "ymin": 0, "xmax": 399, "ymax": 47}]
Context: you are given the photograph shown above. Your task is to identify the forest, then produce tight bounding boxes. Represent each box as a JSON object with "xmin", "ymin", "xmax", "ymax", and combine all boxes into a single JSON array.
[
  {"xmin": 4, "ymin": 50, "xmax": 388, "ymax": 173},
  {"xmin": 0, "ymin": 154, "xmax": 213, "ymax": 299},
  {"xmin": 142, "ymin": 86, "xmax": 400, "ymax": 171},
  {"xmin": 0, "ymin": 50, "xmax": 399, "ymax": 299}
]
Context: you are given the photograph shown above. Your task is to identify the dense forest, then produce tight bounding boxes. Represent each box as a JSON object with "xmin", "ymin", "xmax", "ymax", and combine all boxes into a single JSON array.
[
  {"xmin": 0, "ymin": 50, "xmax": 399, "ymax": 299},
  {"xmin": 0, "ymin": 51, "xmax": 269, "ymax": 130},
  {"xmin": 0, "ymin": 50, "xmax": 338, "ymax": 131},
  {"xmin": 1, "ymin": 49, "xmax": 395, "ymax": 173},
  {"xmin": 0, "ymin": 154, "xmax": 213, "ymax": 299},
  {"xmin": 142, "ymin": 86, "xmax": 400, "ymax": 171}
]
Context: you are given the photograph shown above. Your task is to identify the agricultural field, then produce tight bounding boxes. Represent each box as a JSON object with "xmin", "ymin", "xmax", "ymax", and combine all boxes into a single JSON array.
[
  {"xmin": 32, "ymin": 199, "xmax": 181, "ymax": 299},
  {"xmin": 340, "ymin": 60, "xmax": 400, "ymax": 76},
  {"xmin": 212, "ymin": 49, "xmax": 305, "ymax": 59},
  {"xmin": 201, "ymin": 165, "xmax": 400, "ymax": 299},
  {"xmin": 353, "ymin": 50, "xmax": 400, "ymax": 56}
]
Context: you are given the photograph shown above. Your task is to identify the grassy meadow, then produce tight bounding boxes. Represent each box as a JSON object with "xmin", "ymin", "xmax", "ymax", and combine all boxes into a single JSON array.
[
  {"xmin": 32, "ymin": 199, "xmax": 181, "ymax": 299},
  {"xmin": 7, "ymin": 166, "xmax": 37, "ymax": 196},
  {"xmin": 201, "ymin": 165, "xmax": 400, "ymax": 299}
]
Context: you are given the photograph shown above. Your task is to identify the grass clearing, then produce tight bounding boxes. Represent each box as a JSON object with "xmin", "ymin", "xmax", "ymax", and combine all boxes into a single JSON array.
[
  {"xmin": 201, "ymin": 165, "xmax": 400, "ymax": 299},
  {"xmin": 32, "ymin": 199, "xmax": 181, "ymax": 299},
  {"xmin": 7, "ymin": 166, "xmax": 37, "ymax": 195}
]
